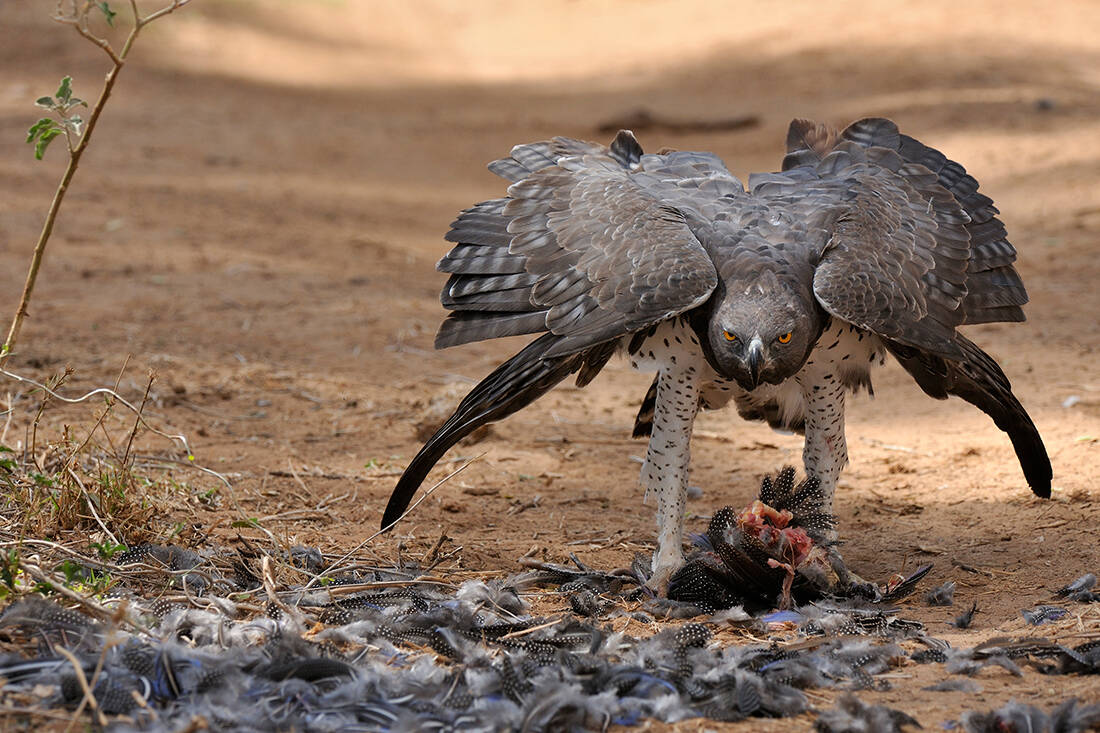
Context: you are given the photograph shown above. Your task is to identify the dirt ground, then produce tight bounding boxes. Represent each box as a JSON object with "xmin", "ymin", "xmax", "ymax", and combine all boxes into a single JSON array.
[{"xmin": 1, "ymin": 1, "xmax": 1099, "ymax": 728}]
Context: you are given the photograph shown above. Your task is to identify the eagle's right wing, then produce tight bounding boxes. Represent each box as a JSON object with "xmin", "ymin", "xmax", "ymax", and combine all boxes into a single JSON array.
[
  {"xmin": 437, "ymin": 131, "xmax": 722, "ymax": 357},
  {"xmin": 383, "ymin": 132, "xmax": 730, "ymax": 529}
]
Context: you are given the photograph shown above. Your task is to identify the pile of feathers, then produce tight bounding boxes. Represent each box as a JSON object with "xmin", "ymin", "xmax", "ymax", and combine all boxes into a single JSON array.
[{"xmin": 0, "ymin": 467, "xmax": 1098, "ymax": 731}]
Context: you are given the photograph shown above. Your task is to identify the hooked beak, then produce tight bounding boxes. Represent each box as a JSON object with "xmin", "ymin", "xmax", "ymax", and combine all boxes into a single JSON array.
[{"xmin": 746, "ymin": 337, "xmax": 765, "ymax": 387}]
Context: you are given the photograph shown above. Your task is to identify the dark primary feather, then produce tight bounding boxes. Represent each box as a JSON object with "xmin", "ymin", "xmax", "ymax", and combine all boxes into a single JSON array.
[
  {"xmin": 886, "ymin": 334, "xmax": 1051, "ymax": 497},
  {"xmin": 952, "ymin": 602, "xmax": 980, "ymax": 629},
  {"xmin": 381, "ymin": 334, "xmax": 593, "ymax": 528}
]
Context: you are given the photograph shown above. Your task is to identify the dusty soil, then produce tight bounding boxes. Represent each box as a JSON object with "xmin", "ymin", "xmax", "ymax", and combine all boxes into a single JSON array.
[{"xmin": 1, "ymin": 1, "xmax": 1099, "ymax": 728}]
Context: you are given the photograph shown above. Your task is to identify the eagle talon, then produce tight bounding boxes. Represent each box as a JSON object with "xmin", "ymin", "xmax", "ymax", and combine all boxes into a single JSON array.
[
  {"xmin": 646, "ymin": 562, "xmax": 680, "ymax": 598},
  {"xmin": 827, "ymin": 546, "xmax": 879, "ymax": 599}
]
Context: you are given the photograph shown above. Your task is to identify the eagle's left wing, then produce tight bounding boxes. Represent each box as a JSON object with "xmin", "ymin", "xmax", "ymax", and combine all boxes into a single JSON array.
[
  {"xmin": 751, "ymin": 124, "xmax": 973, "ymax": 360},
  {"xmin": 751, "ymin": 118, "xmax": 1050, "ymax": 496}
]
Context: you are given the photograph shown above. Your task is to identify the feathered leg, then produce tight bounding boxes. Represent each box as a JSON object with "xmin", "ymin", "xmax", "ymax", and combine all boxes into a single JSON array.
[
  {"xmin": 643, "ymin": 361, "xmax": 702, "ymax": 593},
  {"xmin": 796, "ymin": 368, "xmax": 865, "ymax": 588},
  {"xmin": 797, "ymin": 372, "xmax": 847, "ymax": 518}
]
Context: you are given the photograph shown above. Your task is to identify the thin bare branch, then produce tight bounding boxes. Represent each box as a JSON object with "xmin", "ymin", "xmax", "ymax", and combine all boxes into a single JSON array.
[
  {"xmin": 137, "ymin": 0, "xmax": 192, "ymax": 29},
  {"xmin": 66, "ymin": 467, "xmax": 120, "ymax": 546},
  {"xmin": 0, "ymin": 367, "xmax": 192, "ymax": 456},
  {"xmin": 122, "ymin": 372, "xmax": 154, "ymax": 468}
]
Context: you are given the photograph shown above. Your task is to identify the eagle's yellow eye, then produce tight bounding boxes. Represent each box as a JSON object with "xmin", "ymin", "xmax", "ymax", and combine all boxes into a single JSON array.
[
  {"xmin": 723, "ymin": 330, "xmax": 737, "ymax": 342},
  {"xmin": 778, "ymin": 331, "xmax": 793, "ymax": 344}
]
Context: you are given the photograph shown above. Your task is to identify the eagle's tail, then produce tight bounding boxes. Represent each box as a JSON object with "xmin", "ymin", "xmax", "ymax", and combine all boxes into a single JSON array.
[
  {"xmin": 381, "ymin": 334, "xmax": 585, "ymax": 530},
  {"xmin": 886, "ymin": 335, "xmax": 1051, "ymax": 497}
]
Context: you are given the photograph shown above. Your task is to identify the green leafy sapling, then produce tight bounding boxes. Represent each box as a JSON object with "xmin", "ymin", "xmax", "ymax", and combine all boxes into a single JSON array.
[
  {"xmin": 26, "ymin": 76, "xmax": 88, "ymax": 160},
  {"xmin": 3, "ymin": 0, "xmax": 191, "ymax": 364}
]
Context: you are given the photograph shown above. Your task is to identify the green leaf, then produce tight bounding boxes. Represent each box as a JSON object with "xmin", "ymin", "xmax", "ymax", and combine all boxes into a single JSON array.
[
  {"xmin": 26, "ymin": 118, "xmax": 56, "ymax": 143},
  {"xmin": 91, "ymin": 541, "xmax": 127, "ymax": 560},
  {"xmin": 59, "ymin": 559, "xmax": 82, "ymax": 584},
  {"xmin": 68, "ymin": 97, "xmax": 87, "ymax": 108},
  {"xmin": 0, "ymin": 550, "xmax": 17, "ymax": 592},
  {"xmin": 55, "ymin": 76, "xmax": 73, "ymax": 103},
  {"xmin": 96, "ymin": 2, "xmax": 117, "ymax": 27},
  {"xmin": 34, "ymin": 128, "xmax": 64, "ymax": 160},
  {"xmin": 66, "ymin": 115, "xmax": 84, "ymax": 135},
  {"xmin": 35, "ymin": 96, "xmax": 55, "ymax": 109}
]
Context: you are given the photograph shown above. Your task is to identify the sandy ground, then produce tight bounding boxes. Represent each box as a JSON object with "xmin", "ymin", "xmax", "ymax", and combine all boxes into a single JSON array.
[{"xmin": 1, "ymin": 1, "xmax": 1099, "ymax": 728}]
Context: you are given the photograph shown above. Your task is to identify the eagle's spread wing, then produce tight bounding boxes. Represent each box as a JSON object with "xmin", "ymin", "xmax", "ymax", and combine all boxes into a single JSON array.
[
  {"xmin": 753, "ymin": 117, "xmax": 1027, "ymax": 359},
  {"xmin": 752, "ymin": 124, "xmax": 957, "ymax": 359},
  {"xmin": 437, "ymin": 131, "xmax": 719, "ymax": 357},
  {"xmin": 837, "ymin": 118, "xmax": 1028, "ymax": 328},
  {"xmin": 382, "ymin": 132, "xmax": 723, "ymax": 528},
  {"xmin": 751, "ymin": 119, "xmax": 1050, "ymax": 496},
  {"xmin": 811, "ymin": 166, "xmax": 970, "ymax": 359}
]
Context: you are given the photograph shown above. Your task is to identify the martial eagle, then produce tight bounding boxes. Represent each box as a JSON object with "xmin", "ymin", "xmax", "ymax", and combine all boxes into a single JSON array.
[{"xmin": 381, "ymin": 118, "xmax": 1051, "ymax": 592}]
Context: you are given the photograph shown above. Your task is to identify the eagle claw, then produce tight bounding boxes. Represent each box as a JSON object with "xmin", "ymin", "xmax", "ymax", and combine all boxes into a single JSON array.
[{"xmin": 827, "ymin": 546, "xmax": 878, "ymax": 599}]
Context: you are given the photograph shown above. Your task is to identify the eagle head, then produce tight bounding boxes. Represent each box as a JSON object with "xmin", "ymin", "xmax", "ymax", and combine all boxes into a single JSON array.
[{"xmin": 698, "ymin": 272, "xmax": 822, "ymax": 390}]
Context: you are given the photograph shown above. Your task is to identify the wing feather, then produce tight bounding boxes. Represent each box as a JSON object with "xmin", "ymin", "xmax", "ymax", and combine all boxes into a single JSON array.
[
  {"xmin": 841, "ymin": 119, "xmax": 1029, "ymax": 324},
  {"xmin": 762, "ymin": 118, "xmax": 1029, "ymax": 358},
  {"xmin": 438, "ymin": 132, "xmax": 719, "ymax": 357},
  {"xmin": 756, "ymin": 166, "xmax": 970, "ymax": 357}
]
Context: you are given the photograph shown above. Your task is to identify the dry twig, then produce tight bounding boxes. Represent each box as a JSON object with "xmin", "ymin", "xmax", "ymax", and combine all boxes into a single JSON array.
[{"xmin": 55, "ymin": 646, "xmax": 107, "ymax": 730}]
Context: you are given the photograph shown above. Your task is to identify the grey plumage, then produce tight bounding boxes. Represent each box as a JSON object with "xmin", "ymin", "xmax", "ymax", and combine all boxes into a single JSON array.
[
  {"xmin": 814, "ymin": 693, "xmax": 921, "ymax": 732},
  {"xmin": 922, "ymin": 678, "xmax": 981, "ymax": 693},
  {"xmin": 1056, "ymin": 573, "xmax": 1098, "ymax": 602},
  {"xmin": 946, "ymin": 649, "xmax": 1023, "ymax": 677},
  {"xmin": 963, "ymin": 698, "xmax": 1100, "ymax": 733},
  {"xmin": 0, "ymin": 590, "xmax": 909, "ymax": 730},
  {"xmin": 4, "ymin": 568, "xmax": 1099, "ymax": 731},
  {"xmin": 381, "ymin": 118, "xmax": 1051, "ymax": 590},
  {"xmin": 924, "ymin": 581, "xmax": 957, "ymax": 606},
  {"xmin": 1022, "ymin": 605, "xmax": 1070, "ymax": 625},
  {"xmin": 952, "ymin": 602, "xmax": 980, "ymax": 629}
]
